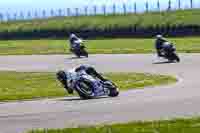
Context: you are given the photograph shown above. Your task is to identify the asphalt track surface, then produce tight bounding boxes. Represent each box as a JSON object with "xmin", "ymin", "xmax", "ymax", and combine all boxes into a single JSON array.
[{"xmin": 0, "ymin": 54, "xmax": 200, "ymax": 133}]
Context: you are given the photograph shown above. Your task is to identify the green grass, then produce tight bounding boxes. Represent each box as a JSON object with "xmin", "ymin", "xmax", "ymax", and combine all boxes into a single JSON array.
[
  {"xmin": 0, "ymin": 71, "xmax": 176, "ymax": 101},
  {"xmin": 1, "ymin": 9, "xmax": 200, "ymax": 33},
  {"xmin": 28, "ymin": 117, "xmax": 200, "ymax": 133},
  {"xmin": 0, "ymin": 37, "xmax": 200, "ymax": 55}
]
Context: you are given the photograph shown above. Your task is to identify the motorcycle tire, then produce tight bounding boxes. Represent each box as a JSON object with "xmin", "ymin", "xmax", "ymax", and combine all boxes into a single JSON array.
[
  {"xmin": 81, "ymin": 49, "xmax": 88, "ymax": 58},
  {"xmin": 75, "ymin": 80, "xmax": 94, "ymax": 99},
  {"xmin": 103, "ymin": 81, "xmax": 119, "ymax": 97},
  {"xmin": 108, "ymin": 88, "xmax": 119, "ymax": 97},
  {"xmin": 171, "ymin": 52, "xmax": 180, "ymax": 62}
]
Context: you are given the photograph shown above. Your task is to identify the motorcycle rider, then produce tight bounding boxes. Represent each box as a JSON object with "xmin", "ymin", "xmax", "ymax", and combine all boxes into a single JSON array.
[
  {"xmin": 155, "ymin": 35, "xmax": 179, "ymax": 62},
  {"xmin": 68, "ymin": 33, "xmax": 83, "ymax": 51},
  {"xmin": 56, "ymin": 65, "xmax": 109, "ymax": 96},
  {"xmin": 155, "ymin": 34, "xmax": 168, "ymax": 57}
]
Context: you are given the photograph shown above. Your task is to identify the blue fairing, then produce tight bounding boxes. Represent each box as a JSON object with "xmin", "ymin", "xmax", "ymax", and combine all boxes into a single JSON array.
[{"xmin": 92, "ymin": 81, "xmax": 105, "ymax": 96}]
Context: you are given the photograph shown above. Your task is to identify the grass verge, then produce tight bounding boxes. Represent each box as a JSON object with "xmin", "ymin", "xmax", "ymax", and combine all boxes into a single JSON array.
[
  {"xmin": 0, "ymin": 37, "xmax": 200, "ymax": 55},
  {"xmin": 0, "ymin": 71, "xmax": 176, "ymax": 101},
  {"xmin": 28, "ymin": 117, "xmax": 200, "ymax": 133},
  {"xmin": 1, "ymin": 9, "xmax": 200, "ymax": 33}
]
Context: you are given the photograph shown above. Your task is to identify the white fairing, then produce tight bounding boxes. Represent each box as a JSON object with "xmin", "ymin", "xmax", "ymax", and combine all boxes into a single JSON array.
[
  {"xmin": 80, "ymin": 73, "xmax": 96, "ymax": 82},
  {"xmin": 65, "ymin": 69, "xmax": 109, "ymax": 97},
  {"xmin": 65, "ymin": 68, "xmax": 77, "ymax": 89},
  {"xmin": 65, "ymin": 69, "xmax": 95, "ymax": 90}
]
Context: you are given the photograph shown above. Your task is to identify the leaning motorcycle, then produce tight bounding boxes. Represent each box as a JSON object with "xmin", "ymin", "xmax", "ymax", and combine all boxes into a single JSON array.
[
  {"xmin": 69, "ymin": 72, "xmax": 119, "ymax": 99},
  {"xmin": 70, "ymin": 39, "xmax": 88, "ymax": 58},
  {"xmin": 160, "ymin": 42, "xmax": 180, "ymax": 62}
]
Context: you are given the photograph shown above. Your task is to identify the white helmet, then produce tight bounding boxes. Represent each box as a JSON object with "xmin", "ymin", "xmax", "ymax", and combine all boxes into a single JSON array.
[
  {"xmin": 156, "ymin": 34, "xmax": 163, "ymax": 39},
  {"xmin": 70, "ymin": 33, "xmax": 76, "ymax": 39},
  {"xmin": 163, "ymin": 42, "xmax": 171, "ymax": 46}
]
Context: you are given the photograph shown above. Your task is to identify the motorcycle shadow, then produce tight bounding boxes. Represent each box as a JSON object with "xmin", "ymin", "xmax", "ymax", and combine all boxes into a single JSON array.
[
  {"xmin": 66, "ymin": 56, "xmax": 87, "ymax": 60},
  {"xmin": 153, "ymin": 61, "xmax": 177, "ymax": 64},
  {"xmin": 58, "ymin": 96, "xmax": 109, "ymax": 101}
]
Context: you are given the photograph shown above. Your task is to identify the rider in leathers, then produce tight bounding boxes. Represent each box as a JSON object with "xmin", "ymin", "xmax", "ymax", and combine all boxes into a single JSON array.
[
  {"xmin": 56, "ymin": 65, "xmax": 108, "ymax": 97},
  {"xmin": 155, "ymin": 35, "xmax": 168, "ymax": 57},
  {"xmin": 68, "ymin": 33, "xmax": 83, "ymax": 51}
]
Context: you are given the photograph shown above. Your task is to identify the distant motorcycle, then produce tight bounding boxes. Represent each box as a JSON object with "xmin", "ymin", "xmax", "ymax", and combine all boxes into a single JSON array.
[
  {"xmin": 160, "ymin": 42, "xmax": 180, "ymax": 62},
  {"xmin": 67, "ymin": 71, "xmax": 119, "ymax": 99},
  {"xmin": 70, "ymin": 39, "xmax": 88, "ymax": 58}
]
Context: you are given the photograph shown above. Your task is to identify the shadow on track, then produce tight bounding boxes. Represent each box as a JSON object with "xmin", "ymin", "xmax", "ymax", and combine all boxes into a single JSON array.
[
  {"xmin": 153, "ymin": 61, "xmax": 177, "ymax": 64},
  {"xmin": 57, "ymin": 96, "xmax": 109, "ymax": 101},
  {"xmin": 66, "ymin": 57, "xmax": 83, "ymax": 60},
  {"xmin": 65, "ymin": 56, "xmax": 88, "ymax": 60}
]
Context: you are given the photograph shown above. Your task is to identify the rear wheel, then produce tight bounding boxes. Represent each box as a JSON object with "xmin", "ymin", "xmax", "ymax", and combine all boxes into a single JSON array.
[
  {"xmin": 75, "ymin": 80, "xmax": 94, "ymax": 99},
  {"xmin": 80, "ymin": 49, "xmax": 88, "ymax": 58},
  {"xmin": 74, "ymin": 51, "xmax": 81, "ymax": 58},
  {"xmin": 70, "ymin": 48, "xmax": 81, "ymax": 58}
]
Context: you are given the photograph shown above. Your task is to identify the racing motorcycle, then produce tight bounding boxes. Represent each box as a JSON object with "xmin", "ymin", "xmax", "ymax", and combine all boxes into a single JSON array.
[
  {"xmin": 70, "ymin": 39, "xmax": 88, "ymax": 58},
  {"xmin": 67, "ymin": 71, "xmax": 119, "ymax": 99},
  {"xmin": 160, "ymin": 42, "xmax": 180, "ymax": 62}
]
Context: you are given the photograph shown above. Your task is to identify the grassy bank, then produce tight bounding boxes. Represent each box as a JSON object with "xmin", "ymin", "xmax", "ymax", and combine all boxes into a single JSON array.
[
  {"xmin": 1, "ymin": 9, "xmax": 200, "ymax": 34},
  {"xmin": 0, "ymin": 71, "xmax": 176, "ymax": 101},
  {"xmin": 29, "ymin": 117, "xmax": 200, "ymax": 133},
  {"xmin": 0, "ymin": 37, "xmax": 200, "ymax": 55}
]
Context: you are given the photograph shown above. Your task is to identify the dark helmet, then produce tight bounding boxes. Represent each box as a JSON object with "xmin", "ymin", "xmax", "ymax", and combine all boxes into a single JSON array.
[
  {"xmin": 56, "ymin": 70, "xmax": 67, "ymax": 87},
  {"xmin": 75, "ymin": 65, "xmax": 89, "ymax": 72}
]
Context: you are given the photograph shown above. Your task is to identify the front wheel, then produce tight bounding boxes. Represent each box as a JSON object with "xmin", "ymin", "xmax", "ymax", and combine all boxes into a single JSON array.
[
  {"xmin": 103, "ymin": 81, "xmax": 119, "ymax": 97},
  {"xmin": 171, "ymin": 52, "xmax": 180, "ymax": 62},
  {"xmin": 108, "ymin": 87, "xmax": 119, "ymax": 97}
]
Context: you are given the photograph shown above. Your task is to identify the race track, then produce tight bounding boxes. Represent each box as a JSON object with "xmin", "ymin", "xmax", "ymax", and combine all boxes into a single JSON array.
[{"xmin": 0, "ymin": 54, "xmax": 200, "ymax": 133}]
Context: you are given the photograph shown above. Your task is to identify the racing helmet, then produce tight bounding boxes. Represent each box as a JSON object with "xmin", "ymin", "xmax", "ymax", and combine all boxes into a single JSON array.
[
  {"xmin": 75, "ymin": 65, "xmax": 89, "ymax": 72},
  {"xmin": 69, "ymin": 33, "xmax": 77, "ymax": 39},
  {"xmin": 163, "ymin": 41, "xmax": 171, "ymax": 46},
  {"xmin": 156, "ymin": 34, "xmax": 163, "ymax": 39},
  {"xmin": 56, "ymin": 70, "xmax": 67, "ymax": 86}
]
